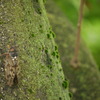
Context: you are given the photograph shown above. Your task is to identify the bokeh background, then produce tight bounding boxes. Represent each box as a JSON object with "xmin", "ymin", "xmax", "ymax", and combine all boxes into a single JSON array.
[{"xmin": 54, "ymin": 0, "xmax": 100, "ymax": 69}]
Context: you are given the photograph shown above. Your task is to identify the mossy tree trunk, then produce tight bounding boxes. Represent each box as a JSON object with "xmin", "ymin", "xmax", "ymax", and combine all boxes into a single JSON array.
[
  {"xmin": 46, "ymin": 0, "xmax": 100, "ymax": 100},
  {"xmin": 0, "ymin": 0, "xmax": 70, "ymax": 100}
]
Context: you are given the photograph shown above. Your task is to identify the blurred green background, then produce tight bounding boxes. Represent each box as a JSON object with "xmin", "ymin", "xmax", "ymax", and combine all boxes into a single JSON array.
[{"xmin": 54, "ymin": 0, "xmax": 100, "ymax": 69}]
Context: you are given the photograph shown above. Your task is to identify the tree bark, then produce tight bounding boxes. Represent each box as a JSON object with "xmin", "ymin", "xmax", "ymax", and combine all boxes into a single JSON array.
[
  {"xmin": 46, "ymin": 0, "xmax": 100, "ymax": 100},
  {"xmin": 0, "ymin": 0, "xmax": 70, "ymax": 100}
]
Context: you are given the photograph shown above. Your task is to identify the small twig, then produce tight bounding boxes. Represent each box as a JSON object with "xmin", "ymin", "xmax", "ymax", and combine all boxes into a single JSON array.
[{"xmin": 70, "ymin": 0, "xmax": 85, "ymax": 68}]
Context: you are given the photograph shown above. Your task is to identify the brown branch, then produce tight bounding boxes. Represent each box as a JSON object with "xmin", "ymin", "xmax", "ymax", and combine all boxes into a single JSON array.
[{"xmin": 70, "ymin": 0, "xmax": 85, "ymax": 68}]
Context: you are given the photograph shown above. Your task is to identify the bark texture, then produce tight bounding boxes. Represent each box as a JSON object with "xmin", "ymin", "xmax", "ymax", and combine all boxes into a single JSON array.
[
  {"xmin": 46, "ymin": 0, "xmax": 100, "ymax": 100},
  {"xmin": 0, "ymin": 0, "xmax": 70, "ymax": 100}
]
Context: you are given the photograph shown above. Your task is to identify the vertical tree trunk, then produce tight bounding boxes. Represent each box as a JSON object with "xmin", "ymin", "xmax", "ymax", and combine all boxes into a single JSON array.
[
  {"xmin": 46, "ymin": 0, "xmax": 100, "ymax": 100},
  {"xmin": 0, "ymin": 0, "xmax": 70, "ymax": 100}
]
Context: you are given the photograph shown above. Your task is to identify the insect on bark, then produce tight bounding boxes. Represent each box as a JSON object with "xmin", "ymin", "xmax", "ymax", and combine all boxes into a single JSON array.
[{"xmin": 0, "ymin": 46, "xmax": 20, "ymax": 86}]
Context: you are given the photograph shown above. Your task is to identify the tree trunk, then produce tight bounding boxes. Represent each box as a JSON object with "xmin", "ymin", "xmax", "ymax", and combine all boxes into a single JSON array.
[
  {"xmin": 0, "ymin": 0, "xmax": 70, "ymax": 100},
  {"xmin": 46, "ymin": 0, "xmax": 100, "ymax": 100}
]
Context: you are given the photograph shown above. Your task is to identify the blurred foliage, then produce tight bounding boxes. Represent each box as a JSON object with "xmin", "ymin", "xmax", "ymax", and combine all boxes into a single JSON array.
[{"xmin": 54, "ymin": 0, "xmax": 100, "ymax": 69}]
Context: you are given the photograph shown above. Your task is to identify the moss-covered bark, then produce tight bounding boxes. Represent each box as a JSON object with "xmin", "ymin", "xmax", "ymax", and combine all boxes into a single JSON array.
[
  {"xmin": 0, "ymin": 0, "xmax": 70, "ymax": 100},
  {"xmin": 46, "ymin": 0, "xmax": 100, "ymax": 100}
]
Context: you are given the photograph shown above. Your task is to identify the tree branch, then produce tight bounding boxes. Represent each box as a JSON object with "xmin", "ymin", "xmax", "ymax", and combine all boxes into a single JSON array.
[{"xmin": 70, "ymin": 0, "xmax": 85, "ymax": 68}]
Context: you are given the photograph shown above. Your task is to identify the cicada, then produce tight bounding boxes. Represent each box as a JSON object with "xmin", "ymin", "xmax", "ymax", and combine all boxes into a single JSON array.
[{"xmin": 0, "ymin": 45, "xmax": 20, "ymax": 86}]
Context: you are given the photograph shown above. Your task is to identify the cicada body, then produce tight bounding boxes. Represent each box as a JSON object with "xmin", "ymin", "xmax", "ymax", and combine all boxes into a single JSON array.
[{"xmin": 1, "ymin": 46, "xmax": 20, "ymax": 86}]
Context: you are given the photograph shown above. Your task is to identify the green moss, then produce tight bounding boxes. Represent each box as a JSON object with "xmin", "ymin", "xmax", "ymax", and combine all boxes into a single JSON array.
[
  {"xmin": 39, "ymin": 47, "xmax": 41, "ymax": 50},
  {"xmin": 49, "ymin": 30, "xmax": 55, "ymax": 38},
  {"xmin": 52, "ymin": 51, "xmax": 59, "ymax": 58},
  {"xmin": 38, "ymin": 8, "xmax": 42, "ymax": 14},
  {"xmin": 56, "ymin": 55, "xmax": 59, "ymax": 58},
  {"xmin": 47, "ymin": 34, "xmax": 51, "ymax": 39},
  {"xmin": 47, "ymin": 65, "xmax": 52, "ymax": 69},
  {"xmin": 56, "ymin": 61, "xmax": 59, "ymax": 64},
  {"xmin": 52, "ymin": 51, "xmax": 56, "ymax": 56},
  {"xmin": 39, "ymin": 29, "xmax": 43, "ymax": 33},
  {"xmin": 43, "ymin": 0, "xmax": 47, "ymax": 4},
  {"xmin": 50, "ymin": 58, "xmax": 52, "ymax": 62},
  {"xmin": 59, "ymin": 68, "xmax": 62, "ymax": 71},
  {"xmin": 28, "ymin": 89, "xmax": 33, "ymax": 94},
  {"xmin": 45, "ymin": 49, "xmax": 48, "ymax": 53},
  {"xmin": 50, "ymin": 73, "xmax": 53, "ymax": 76},
  {"xmin": 41, "ymin": 65, "xmax": 44, "ymax": 67},
  {"xmin": 31, "ymin": 33, "xmax": 35, "ymax": 37},
  {"xmin": 59, "ymin": 97, "xmax": 62, "ymax": 100},
  {"xmin": 35, "ymin": 0, "xmax": 38, "ymax": 3},
  {"xmin": 62, "ymin": 80, "xmax": 69, "ymax": 89},
  {"xmin": 69, "ymin": 92, "xmax": 73, "ymax": 98},
  {"xmin": 52, "ymin": 32, "xmax": 55, "ymax": 38},
  {"xmin": 55, "ymin": 45, "xmax": 58, "ymax": 51},
  {"xmin": 39, "ymin": 25, "xmax": 42, "ymax": 28}
]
